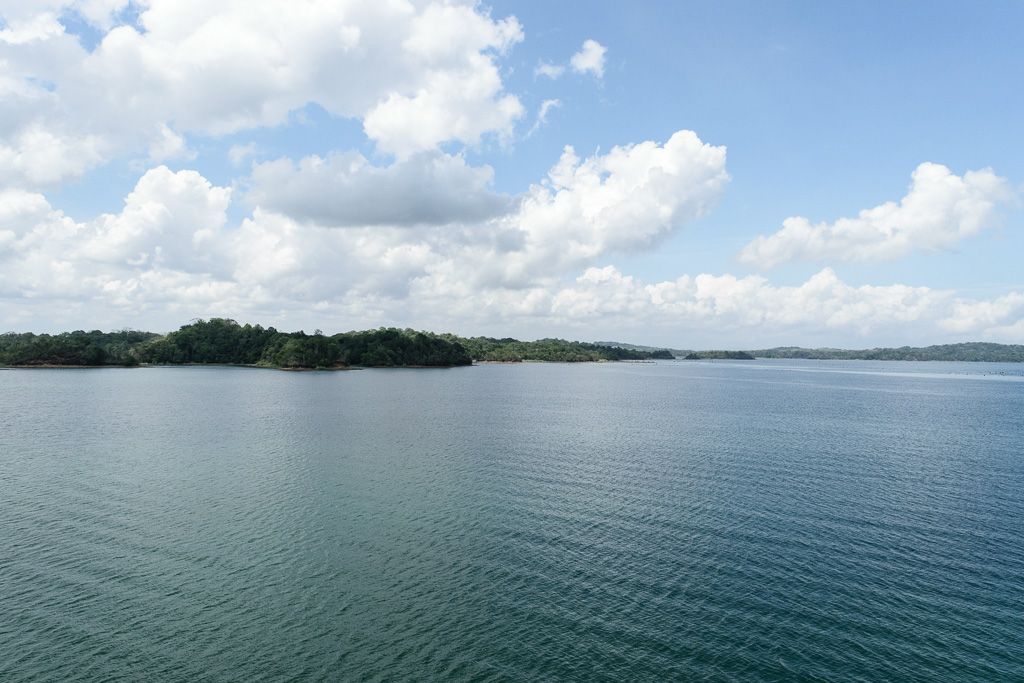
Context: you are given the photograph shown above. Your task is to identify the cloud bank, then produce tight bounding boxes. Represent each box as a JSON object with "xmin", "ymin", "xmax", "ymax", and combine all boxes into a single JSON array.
[
  {"xmin": 737, "ymin": 163, "xmax": 1015, "ymax": 268},
  {"xmin": 3, "ymin": 134, "xmax": 1023, "ymax": 345},
  {"xmin": 0, "ymin": 0, "xmax": 526, "ymax": 186}
]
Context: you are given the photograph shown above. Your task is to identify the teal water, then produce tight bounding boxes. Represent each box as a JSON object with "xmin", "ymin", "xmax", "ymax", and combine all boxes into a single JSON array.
[{"xmin": 1, "ymin": 360, "xmax": 1022, "ymax": 681}]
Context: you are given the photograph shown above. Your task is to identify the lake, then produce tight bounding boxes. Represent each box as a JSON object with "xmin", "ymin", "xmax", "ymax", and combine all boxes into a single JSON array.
[{"xmin": 2, "ymin": 360, "xmax": 1022, "ymax": 681}]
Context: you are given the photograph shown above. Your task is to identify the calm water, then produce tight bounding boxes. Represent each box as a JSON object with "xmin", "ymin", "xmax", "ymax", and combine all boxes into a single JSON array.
[{"xmin": 1, "ymin": 360, "xmax": 1022, "ymax": 681}]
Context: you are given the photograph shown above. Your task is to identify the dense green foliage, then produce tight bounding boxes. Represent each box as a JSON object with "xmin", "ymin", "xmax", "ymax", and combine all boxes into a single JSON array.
[
  {"xmin": 595, "ymin": 341, "xmax": 691, "ymax": 358},
  {"xmin": 7, "ymin": 320, "xmax": 1022, "ymax": 369},
  {"xmin": 139, "ymin": 322, "xmax": 672, "ymax": 366},
  {"xmin": 750, "ymin": 343, "xmax": 1024, "ymax": 362},
  {"xmin": 142, "ymin": 319, "xmax": 281, "ymax": 365},
  {"xmin": 333, "ymin": 327, "xmax": 472, "ymax": 368},
  {"xmin": 140, "ymin": 319, "xmax": 472, "ymax": 368},
  {"xmin": 453, "ymin": 336, "xmax": 673, "ymax": 362},
  {"xmin": 0, "ymin": 329, "xmax": 159, "ymax": 366},
  {"xmin": 683, "ymin": 351, "xmax": 755, "ymax": 360}
]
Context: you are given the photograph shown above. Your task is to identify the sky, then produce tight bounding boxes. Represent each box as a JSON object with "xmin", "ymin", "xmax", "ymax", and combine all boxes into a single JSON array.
[{"xmin": 1, "ymin": 0, "xmax": 1022, "ymax": 349}]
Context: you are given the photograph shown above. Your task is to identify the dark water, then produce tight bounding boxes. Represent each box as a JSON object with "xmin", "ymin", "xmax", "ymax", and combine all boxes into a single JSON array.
[{"xmin": 2, "ymin": 360, "xmax": 1022, "ymax": 681}]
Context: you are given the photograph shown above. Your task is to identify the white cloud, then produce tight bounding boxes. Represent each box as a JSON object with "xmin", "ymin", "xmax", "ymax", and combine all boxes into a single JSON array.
[
  {"xmin": 737, "ymin": 163, "xmax": 1016, "ymax": 268},
  {"xmin": 228, "ymin": 142, "xmax": 256, "ymax": 167},
  {"xmin": 534, "ymin": 61, "xmax": 564, "ymax": 79},
  {"xmin": 0, "ymin": 166, "xmax": 231, "ymax": 308},
  {"xmin": 0, "ymin": 0, "xmax": 526, "ymax": 185},
  {"xmin": 147, "ymin": 122, "xmax": 194, "ymax": 162},
  {"xmin": 243, "ymin": 128, "xmax": 729, "ymax": 290},
  {"xmin": 536, "ymin": 38, "xmax": 606, "ymax": 81},
  {"xmin": 0, "ymin": 1, "xmax": 137, "ymax": 31},
  {"xmin": 246, "ymin": 151, "xmax": 511, "ymax": 227},
  {"xmin": 1, "ymin": 122, "xmax": 1021, "ymax": 346},
  {"xmin": 984, "ymin": 318, "xmax": 1024, "ymax": 343},
  {"xmin": 0, "ymin": 129, "xmax": 733, "ymax": 331},
  {"xmin": 0, "ymin": 125, "xmax": 108, "ymax": 185},
  {"xmin": 490, "ymin": 129, "xmax": 729, "ymax": 284},
  {"xmin": 570, "ymin": 39, "xmax": 606, "ymax": 78},
  {"xmin": 0, "ymin": 12, "xmax": 65, "ymax": 44},
  {"xmin": 939, "ymin": 292, "xmax": 1024, "ymax": 334},
  {"xmin": 81, "ymin": 166, "xmax": 231, "ymax": 269},
  {"xmin": 545, "ymin": 265, "xmax": 1024, "ymax": 346},
  {"xmin": 526, "ymin": 98, "xmax": 560, "ymax": 137},
  {"xmin": 362, "ymin": 70, "xmax": 524, "ymax": 158}
]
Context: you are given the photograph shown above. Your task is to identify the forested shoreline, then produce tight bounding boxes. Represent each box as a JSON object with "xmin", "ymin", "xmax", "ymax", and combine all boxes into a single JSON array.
[
  {"xmin": 751, "ymin": 343, "xmax": 1024, "ymax": 363},
  {"xmin": 2, "ymin": 319, "xmax": 1022, "ymax": 368},
  {"xmin": 0, "ymin": 318, "xmax": 672, "ymax": 369}
]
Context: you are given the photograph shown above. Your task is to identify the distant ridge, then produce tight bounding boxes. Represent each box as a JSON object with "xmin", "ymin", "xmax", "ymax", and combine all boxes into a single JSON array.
[
  {"xmin": 1, "ymin": 320, "xmax": 676, "ymax": 368},
  {"xmin": 594, "ymin": 341, "xmax": 692, "ymax": 357},
  {"xmin": 5, "ymin": 325, "xmax": 1023, "ymax": 367},
  {"xmin": 748, "ymin": 342, "xmax": 1024, "ymax": 363},
  {"xmin": 683, "ymin": 351, "xmax": 755, "ymax": 360}
]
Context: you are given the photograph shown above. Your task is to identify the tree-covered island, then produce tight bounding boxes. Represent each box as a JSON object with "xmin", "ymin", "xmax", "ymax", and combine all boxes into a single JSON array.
[
  {"xmin": 0, "ymin": 318, "xmax": 673, "ymax": 369},
  {"xmin": 683, "ymin": 351, "xmax": 755, "ymax": 360},
  {"xmin": 749, "ymin": 343, "xmax": 1024, "ymax": 363},
  {"xmin": 4, "ymin": 319, "xmax": 1023, "ymax": 368}
]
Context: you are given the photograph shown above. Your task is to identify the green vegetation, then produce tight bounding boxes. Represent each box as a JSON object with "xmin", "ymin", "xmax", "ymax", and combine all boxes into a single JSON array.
[
  {"xmin": 451, "ymin": 336, "xmax": 674, "ymax": 362},
  {"xmin": 750, "ymin": 343, "xmax": 1024, "ymax": 362},
  {"xmin": 0, "ymin": 329, "xmax": 159, "ymax": 366},
  {"xmin": 0, "ymin": 320, "xmax": 674, "ymax": 368},
  {"xmin": 683, "ymin": 350, "xmax": 755, "ymax": 360},
  {"xmin": 140, "ymin": 319, "xmax": 472, "ymax": 368},
  {"xmin": 595, "ymin": 341, "xmax": 692, "ymax": 358},
  {"xmin": 6, "ymin": 321, "xmax": 1023, "ymax": 368}
]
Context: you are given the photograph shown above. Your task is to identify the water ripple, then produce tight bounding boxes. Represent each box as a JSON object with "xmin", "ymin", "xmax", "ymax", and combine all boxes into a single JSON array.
[{"xmin": 1, "ymin": 362, "xmax": 1022, "ymax": 681}]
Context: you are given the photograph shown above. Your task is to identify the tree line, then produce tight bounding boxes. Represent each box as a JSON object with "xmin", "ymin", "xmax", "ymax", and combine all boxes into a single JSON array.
[
  {"xmin": 11, "ymin": 320, "xmax": 1015, "ymax": 368},
  {"xmin": 450, "ymin": 336, "xmax": 674, "ymax": 362},
  {"xmin": 683, "ymin": 350, "xmax": 755, "ymax": 360},
  {"xmin": 0, "ymin": 319, "xmax": 673, "ymax": 369},
  {"xmin": 140, "ymin": 319, "xmax": 473, "ymax": 368},
  {"xmin": 0, "ymin": 329, "xmax": 159, "ymax": 366},
  {"xmin": 749, "ymin": 342, "xmax": 1024, "ymax": 362}
]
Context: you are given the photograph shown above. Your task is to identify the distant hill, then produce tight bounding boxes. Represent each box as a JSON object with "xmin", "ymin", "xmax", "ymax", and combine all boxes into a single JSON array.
[
  {"xmin": 456, "ymin": 337, "xmax": 674, "ymax": 362},
  {"xmin": 2, "ymin": 321, "xmax": 677, "ymax": 368},
  {"xmin": 6, "ymin": 324, "xmax": 1023, "ymax": 368},
  {"xmin": 594, "ymin": 341, "xmax": 691, "ymax": 358},
  {"xmin": 749, "ymin": 342, "xmax": 1024, "ymax": 363},
  {"xmin": 683, "ymin": 351, "xmax": 755, "ymax": 360}
]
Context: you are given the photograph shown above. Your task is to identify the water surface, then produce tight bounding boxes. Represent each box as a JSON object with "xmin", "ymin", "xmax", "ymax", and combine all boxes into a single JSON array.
[{"xmin": 2, "ymin": 360, "xmax": 1022, "ymax": 681}]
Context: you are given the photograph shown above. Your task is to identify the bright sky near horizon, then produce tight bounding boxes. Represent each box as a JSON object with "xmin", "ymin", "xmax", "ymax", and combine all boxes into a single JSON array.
[{"xmin": 1, "ymin": 0, "xmax": 1022, "ymax": 348}]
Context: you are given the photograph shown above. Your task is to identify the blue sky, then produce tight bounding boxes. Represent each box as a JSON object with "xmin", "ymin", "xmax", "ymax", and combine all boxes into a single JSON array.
[{"xmin": 1, "ymin": 0, "xmax": 1022, "ymax": 348}]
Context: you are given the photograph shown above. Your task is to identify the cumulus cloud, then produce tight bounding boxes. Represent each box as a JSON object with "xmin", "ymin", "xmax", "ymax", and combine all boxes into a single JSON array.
[
  {"xmin": 0, "ymin": 11, "xmax": 66, "ymax": 44},
  {"xmin": 2, "ymin": 152, "xmax": 1023, "ymax": 345},
  {"xmin": 147, "ymin": 122, "xmax": 194, "ymax": 162},
  {"xmin": 490, "ymin": 129, "xmax": 729, "ymax": 284},
  {"xmin": 0, "ymin": 129, "xmax": 733, "ymax": 330},
  {"xmin": 737, "ymin": 163, "xmax": 1016, "ymax": 268},
  {"xmin": 534, "ymin": 61, "xmax": 565, "ymax": 79},
  {"xmin": 570, "ymin": 39, "xmax": 607, "ymax": 78},
  {"xmin": 0, "ymin": 0, "xmax": 526, "ymax": 185},
  {"xmin": 535, "ymin": 39, "xmax": 606, "ymax": 81},
  {"xmin": 82, "ymin": 166, "xmax": 231, "ymax": 269},
  {"xmin": 0, "ymin": 166, "xmax": 231, "ymax": 307},
  {"xmin": 0, "ymin": 126, "xmax": 109, "ymax": 185},
  {"xmin": 242, "ymin": 129, "xmax": 729, "ymax": 290},
  {"xmin": 246, "ymin": 151, "xmax": 512, "ymax": 227},
  {"xmin": 545, "ymin": 265, "xmax": 1024, "ymax": 345}
]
